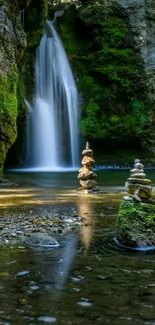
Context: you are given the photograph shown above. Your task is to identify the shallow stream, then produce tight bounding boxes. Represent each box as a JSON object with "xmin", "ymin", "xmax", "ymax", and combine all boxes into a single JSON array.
[{"xmin": 1, "ymin": 170, "xmax": 155, "ymax": 324}]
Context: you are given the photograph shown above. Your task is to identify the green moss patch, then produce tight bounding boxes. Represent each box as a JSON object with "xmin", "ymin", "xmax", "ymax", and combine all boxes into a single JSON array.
[
  {"xmin": 0, "ymin": 69, "xmax": 19, "ymax": 172},
  {"xmin": 117, "ymin": 201, "xmax": 155, "ymax": 247}
]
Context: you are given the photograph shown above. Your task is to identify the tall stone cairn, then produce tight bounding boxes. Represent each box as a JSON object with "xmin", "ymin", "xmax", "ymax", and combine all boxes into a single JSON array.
[{"xmin": 78, "ymin": 142, "xmax": 98, "ymax": 192}]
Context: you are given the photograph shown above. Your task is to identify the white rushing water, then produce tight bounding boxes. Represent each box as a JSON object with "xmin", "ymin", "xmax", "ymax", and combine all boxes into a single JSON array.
[{"xmin": 26, "ymin": 21, "xmax": 79, "ymax": 171}]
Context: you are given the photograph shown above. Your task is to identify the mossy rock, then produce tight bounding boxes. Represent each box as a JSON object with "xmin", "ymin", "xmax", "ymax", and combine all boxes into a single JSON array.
[
  {"xmin": 117, "ymin": 201, "xmax": 155, "ymax": 248},
  {"xmin": 0, "ymin": 70, "xmax": 19, "ymax": 172}
]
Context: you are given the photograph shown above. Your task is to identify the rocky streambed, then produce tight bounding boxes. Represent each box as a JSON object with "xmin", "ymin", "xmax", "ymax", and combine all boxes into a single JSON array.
[
  {"xmin": 0, "ymin": 171, "xmax": 125, "ymax": 246},
  {"xmin": 0, "ymin": 206, "xmax": 85, "ymax": 246}
]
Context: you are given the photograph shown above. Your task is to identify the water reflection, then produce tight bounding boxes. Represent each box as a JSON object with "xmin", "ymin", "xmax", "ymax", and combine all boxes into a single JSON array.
[
  {"xmin": 78, "ymin": 200, "xmax": 94, "ymax": 249},
  {"xmin": 33, "ymin": 233, "xmax": 78, "ymax": 295},
  {"xmin": 2, "ymin": 192, "xmax": 155, "ymax": 324}
]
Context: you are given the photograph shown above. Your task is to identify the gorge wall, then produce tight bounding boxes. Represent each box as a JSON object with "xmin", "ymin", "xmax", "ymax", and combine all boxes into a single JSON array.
[
  {"xmin": 0, "ymin": 0, "xmax": 26, "ymax": 172},
  {"xmin": 54, "ymin": 0, "xmax": 155, "ymax": 158},
  {"xmin": 1, "ymin": 0, "xmax": 155, "ymax": 170}
]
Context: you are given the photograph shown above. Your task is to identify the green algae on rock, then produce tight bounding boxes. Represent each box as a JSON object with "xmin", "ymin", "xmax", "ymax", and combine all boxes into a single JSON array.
[{"xmin": 117, "ymin": 201, "xmax": 155, "ymax": 248}]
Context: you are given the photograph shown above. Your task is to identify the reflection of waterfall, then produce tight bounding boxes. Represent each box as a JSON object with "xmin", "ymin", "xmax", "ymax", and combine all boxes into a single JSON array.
[
  {"xmin": 34, "ymin": 233, "xmax": 78, "ymax": 294},
  {"xmin": 78, "ymin": 200, "xmax": 94, "ymax": 249},
  {"xmin": 27, "ymin": 21, "xmax": 79, "ymax": 171}
]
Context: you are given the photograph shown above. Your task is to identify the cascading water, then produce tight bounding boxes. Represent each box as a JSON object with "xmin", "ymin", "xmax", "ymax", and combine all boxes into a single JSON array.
[{"xmin": 27, "ymin": 21, "xmax": 79, "ymax": 171}]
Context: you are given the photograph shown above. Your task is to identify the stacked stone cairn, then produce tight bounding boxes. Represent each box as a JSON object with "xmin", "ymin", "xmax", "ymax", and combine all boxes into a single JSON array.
[
  {"xmin": 124, "ymin": 159, "xmax": 152, "ymax": 203},
  {"xmin": 78, "ymin": 142, "xmax": 99, "ymax": 192},
  {"xmin": 116, "ymin": 159, "xmax": 155, "ymax": 249}
]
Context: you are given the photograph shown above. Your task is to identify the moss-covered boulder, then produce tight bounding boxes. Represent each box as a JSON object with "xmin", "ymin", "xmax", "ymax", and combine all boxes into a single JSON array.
[{"xmin": 117, "ymin": 201, "xmax": 155, "ymax": 248}]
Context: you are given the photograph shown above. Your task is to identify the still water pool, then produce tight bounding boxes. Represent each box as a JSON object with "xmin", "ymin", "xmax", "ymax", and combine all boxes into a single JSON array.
[
  {"xmin": 5, "ymin": 169, "xmax": 155, "ymax": 188},
  {"xmin": 1, "ymin": 170, "xmax": 155, "ymax": 325}
]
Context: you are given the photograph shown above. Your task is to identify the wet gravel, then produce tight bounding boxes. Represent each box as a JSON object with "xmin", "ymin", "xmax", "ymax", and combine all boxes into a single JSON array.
[{"xmin": 0, "ymin": 207, "xmax": 84, "ymax": 245}]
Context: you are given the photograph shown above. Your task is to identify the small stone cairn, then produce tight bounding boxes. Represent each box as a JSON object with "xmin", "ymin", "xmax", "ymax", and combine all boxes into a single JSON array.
[
  {"xmin": 124, "ymin": 159, "xmax": 152, "ymax": 203},
  {"xmin": 78, "ymin": 142, "xmax": 99, "ymax": 192}
]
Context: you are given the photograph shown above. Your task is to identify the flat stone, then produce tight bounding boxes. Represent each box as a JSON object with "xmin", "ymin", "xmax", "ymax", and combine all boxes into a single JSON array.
[
  {"xmin": 130, "ymin": 173, "xmax": 146, "ymax": 178},
  {"xmin": 82, "ymin": 149, "xmax": 93, "ymax": 156},
  {"xmin": 127, "ymin": 178, "xmax": 151, "ymax": 185}
]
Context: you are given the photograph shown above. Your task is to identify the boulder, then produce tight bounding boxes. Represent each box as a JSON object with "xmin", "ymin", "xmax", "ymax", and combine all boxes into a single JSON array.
[
  {"xmin": 117, "ymin": 201, "xmax": 155, "ymax": 248},
  {"xmin": 26, "ymin": 233, "xmax": 59, "ymax": 248}
]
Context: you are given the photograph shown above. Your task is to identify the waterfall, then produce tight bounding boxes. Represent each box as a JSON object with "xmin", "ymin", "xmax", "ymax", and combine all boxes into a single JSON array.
[{"xmin": 27, "ymin": 21, "xmax": 79, "ymax": 171}]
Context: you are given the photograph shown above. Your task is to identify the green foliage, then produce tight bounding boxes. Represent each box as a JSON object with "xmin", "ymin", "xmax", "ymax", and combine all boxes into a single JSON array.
[
  {"xmin": 57, "ymin": 2, "xmax": 148, "ymax": 144},
  {"xmin": 80, "ymin": 100, "xmax": 107, "ymax": 138}
]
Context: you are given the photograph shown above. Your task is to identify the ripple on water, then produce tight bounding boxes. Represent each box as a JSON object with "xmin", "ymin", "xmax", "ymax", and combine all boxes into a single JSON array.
[
  {"xmin": 77, "ymin": 298, "xmax": 92, "ymax": 307},
  {"xmin": 16, "ymin": 270, "xmax": 29, "ymax": 277},
  {"xmin": 71, "ymin": 276, "xmax": 84, "ymax": 282},
  {"xmin": 77, "ymin": 301, "xmax": 92, "ymax": 307},
  {"xmin": 38, "ymin": 316, "xmax": 57, "ymax": 323},
  {"xmin": 29, "ymin": 285, "xmax": 39, "ymax": 291},
  {"xmin": 72, "ymin": 287, "xmax": 80, "ymax": 292}
]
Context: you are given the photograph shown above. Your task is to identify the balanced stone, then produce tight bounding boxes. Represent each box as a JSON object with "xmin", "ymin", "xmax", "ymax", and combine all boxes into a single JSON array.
[
  {"xmin": 130, "ymin": 173, "xmax": 146, "ymax": 178},
  {"xmin": 127, "ymin": 178, "xmax": 151, "ymax": 185}
]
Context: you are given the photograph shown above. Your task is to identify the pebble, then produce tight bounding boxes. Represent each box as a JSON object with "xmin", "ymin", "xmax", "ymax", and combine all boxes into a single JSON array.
[{"xmin": 16, "ymin": 230, "xmax": 24, "ymax": 235}]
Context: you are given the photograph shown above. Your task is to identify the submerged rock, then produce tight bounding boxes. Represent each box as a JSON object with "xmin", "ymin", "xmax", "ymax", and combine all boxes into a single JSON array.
[
  {"xmin": 117, "ymin": 201, "xmax": 155, "ymax": 248},
  {"xmin": 26, "ymin": 233, "xmax": 59, "ymax": 248}
]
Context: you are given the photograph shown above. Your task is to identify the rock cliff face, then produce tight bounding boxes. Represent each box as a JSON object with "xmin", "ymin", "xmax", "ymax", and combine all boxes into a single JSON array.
[
  {"xmin": 0, "ymin": 0, "xmax": 26, "ymax": 172},
  {"xmin": 1, "ymin": 0, "xmax": 47, "ymax": 170},
  {"xmin": 113, "ymin": 0, "xmax": 155, "ymax": 70},
  {"xmin": 113, "ymin": 0, "xmax": 155, "ymax": 150}
]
